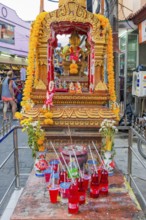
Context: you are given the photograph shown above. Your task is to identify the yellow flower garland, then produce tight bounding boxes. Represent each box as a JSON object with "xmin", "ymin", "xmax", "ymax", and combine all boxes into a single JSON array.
[
  {"xmin": 95, "ymin": 14, "xmax": 119, "ymax": 119},
  {"xmin": 22, "ymin": 12, "xmax": 47, "ymax": 105},
  {"xmin": 95, "ymin": 14, "xmax": 116, "ymax": 102}
]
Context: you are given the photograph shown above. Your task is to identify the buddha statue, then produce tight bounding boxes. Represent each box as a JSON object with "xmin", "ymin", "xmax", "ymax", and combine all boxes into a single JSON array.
[{"xmin": 75, "ymin": 81, "xmax": 82, "ymax": 93}]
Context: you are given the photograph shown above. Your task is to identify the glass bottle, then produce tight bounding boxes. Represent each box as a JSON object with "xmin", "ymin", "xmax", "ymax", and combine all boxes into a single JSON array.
[
  {"xmin": 68, "ymin": 182, "xmax": 79, "ymax": 214},
  {"xmin": 90, "ymin": 171, "xmax": 99, "ymax": 198},
  {"xmin": 78, "ymin": 177, "xmax": 86, "ymax": 205},
  {"xmin": 59, "ymin": 166, "xmax": 67, "ymax": 184},
  {"xmin": 99, "ymin": 169, "xmax": 108, "ymax": 195},
  {"xmin": 68, "ymin": 154, "xmax": 78, "ymax": 179}
]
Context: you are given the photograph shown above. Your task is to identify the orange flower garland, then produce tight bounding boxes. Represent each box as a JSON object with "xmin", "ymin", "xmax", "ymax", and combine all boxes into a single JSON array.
[
  {"xmin": 22, "ymin": 12, "xmax": 47, "ymax": 106},
  {"xmin": 95, "ymin": 14, "xmax": 116, "ymax": 102},
  {"xmin": 95, "ymin": 14, "xmax": 119, "ymax": 119}
]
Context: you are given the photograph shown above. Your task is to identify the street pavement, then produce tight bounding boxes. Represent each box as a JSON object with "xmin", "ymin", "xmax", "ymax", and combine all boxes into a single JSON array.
[{"xmin": 0, "ymin": 109, "xmax": 146, "ymax": 217}]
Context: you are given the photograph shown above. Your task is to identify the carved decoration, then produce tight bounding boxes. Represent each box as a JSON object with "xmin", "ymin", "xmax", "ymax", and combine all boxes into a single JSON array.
[
  {"xmin": 36, "ymin": 1, "xmax": 110, "ymax": 84},
  {"xmin": 59, "ymin": 0, "xmax": 86, "ymax": 8}
]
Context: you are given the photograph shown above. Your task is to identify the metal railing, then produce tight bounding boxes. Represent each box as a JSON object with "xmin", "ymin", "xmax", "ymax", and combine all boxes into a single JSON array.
[
  {"xmin": 0, "ymin": 121, "xmax": 146, "ymax": 212},
  {"xmin": 0, "ymin": 121, "xmax": 30, "ymax": 209},
  {"xmin": 128, "ymin": 126, "xmax": 146, "ymax": 208}
]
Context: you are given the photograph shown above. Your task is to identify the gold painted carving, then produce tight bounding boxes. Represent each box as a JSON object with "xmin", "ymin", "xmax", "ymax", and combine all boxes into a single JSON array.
[
  {"xmin": 59, "ymin": 0, "xmax": 86, "ymax": 8},
  {"xmin": 40, "ymin": 3, "xmax": 109, "ymax": 45}
]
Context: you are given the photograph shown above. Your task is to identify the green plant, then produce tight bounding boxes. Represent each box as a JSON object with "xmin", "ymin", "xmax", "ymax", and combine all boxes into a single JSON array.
[{"xmin": 21, "ymin": 118, "xmax": 45, "ymax": 158}]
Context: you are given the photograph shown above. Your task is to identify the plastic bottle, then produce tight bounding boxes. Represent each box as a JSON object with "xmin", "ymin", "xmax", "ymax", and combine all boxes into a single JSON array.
[
  {"xmin": 68, "ymin": 182, "xmax": 79, "ymax": 214},
  {"xmin": 99, "ymin": 169, "xmax": 108, "ymax": 195},
  {"xmin": 78, "ymin": 177, "xmax": 86, "ymax": 205},
  {"xmin": 90, "ymin": 171, "xmax": 99, "ymax": 198},
  {"xmin": 68, "ymin": 154, "xmax": 78, "ymax": 179}
]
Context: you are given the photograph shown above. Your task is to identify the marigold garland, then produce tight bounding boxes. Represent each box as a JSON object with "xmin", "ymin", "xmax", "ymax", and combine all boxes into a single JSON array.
[
  {"xmin": 95, "ymin": 14, "xmax": 119, "ymax": 119},
  {"xmin": 22, "ymin": 12, "xmax": 47, "ymax": 105}
]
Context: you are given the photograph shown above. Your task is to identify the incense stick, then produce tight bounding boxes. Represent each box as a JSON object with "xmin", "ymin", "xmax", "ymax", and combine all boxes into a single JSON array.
[
  {"xmin": 50, "ymin": 141, "xmax": 63, "ymax": 168},
  {"xmin": 60, "ymin": 152, "xmax": 74, "ymax": 183},
  {"xmin": 88, "ymin": 145, "xmax": 97, "ymax": 172},
  {"xmin": 71, "ymin": 147, "xmax": 83, "ymax": 178},
  {"xmin": 92, "ymin": 141, "xmax": 106, "ymax": 169},
  {"xmin": 92, "ymin": 141, "xmax": 103, "ymax": 163}
]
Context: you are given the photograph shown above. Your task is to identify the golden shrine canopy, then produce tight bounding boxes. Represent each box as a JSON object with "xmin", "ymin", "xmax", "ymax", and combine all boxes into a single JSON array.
[{"xmin": 20, "ymin": 0, "xmax": 119, "ymax": 127}]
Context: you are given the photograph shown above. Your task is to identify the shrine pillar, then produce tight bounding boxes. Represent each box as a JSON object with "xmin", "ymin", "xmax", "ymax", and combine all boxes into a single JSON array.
[{"xmin": 94, "ymin": 44, "xmax": 105, "ymax": 88}]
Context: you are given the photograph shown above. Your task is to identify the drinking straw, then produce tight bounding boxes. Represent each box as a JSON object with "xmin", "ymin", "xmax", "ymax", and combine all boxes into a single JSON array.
[
  {"xmin": 50, "ymin": 141, "xmax": 63, "ymax": 168},
  {"xmin": 92, "ymin": 141, "xmax": 104, "ymax": 164},
  {"xmin": 60, "ymin": 152, "xmax": 74, "ymax": 183},
  {"xmin": 88, "ymin": 145, "xmax": 97, "ymax": 172},
  {"xmin": 71, "ymin": 147, "xmax": 83, "ymax": 178},
  {"xmin": 52, "ymin": 171, "xmax": 55, "ymax": 188}
]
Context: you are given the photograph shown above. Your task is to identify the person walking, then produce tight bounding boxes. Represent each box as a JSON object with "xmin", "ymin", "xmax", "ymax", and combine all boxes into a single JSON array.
[
  {"xmin": 1, "ymin": 71, "xmax": 19, "ymax": 120},
  {"xmin": 20, "ymin": 66, "xmax": 26, "ymax": 81}
]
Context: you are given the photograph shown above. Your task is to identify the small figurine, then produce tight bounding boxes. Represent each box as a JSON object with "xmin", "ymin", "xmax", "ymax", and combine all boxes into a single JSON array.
[
  {"xmin": 58, "ymin": 79, "xmax": 62, "ymax": 89},
  {"xmin": 75, "ymin": 81, "xmax": 82, "ymax": 93},
  {"xmin": 69, "ymin": 82, "xmax": 75, "ymax": 93},
  {"xmin": 62, "ymin": 80, "xmax": 67, "ymax": 89}
]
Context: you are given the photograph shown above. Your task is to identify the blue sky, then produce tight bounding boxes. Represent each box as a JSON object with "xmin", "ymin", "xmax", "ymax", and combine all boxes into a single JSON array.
[{"xmin": 0, "ymin": 0, "xmax": 58, "ymax": 21}]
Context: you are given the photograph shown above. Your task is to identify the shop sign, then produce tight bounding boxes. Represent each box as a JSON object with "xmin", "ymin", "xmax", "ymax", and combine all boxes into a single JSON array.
[{"xmin": 139, "ymin": 20, "xmax": 146, "ymax": 43}]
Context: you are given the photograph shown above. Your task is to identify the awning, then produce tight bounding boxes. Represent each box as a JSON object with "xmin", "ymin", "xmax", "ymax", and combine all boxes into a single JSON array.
[{"xmin": 0, "ymin": 47, "xmax": 28, "ymax": 57}]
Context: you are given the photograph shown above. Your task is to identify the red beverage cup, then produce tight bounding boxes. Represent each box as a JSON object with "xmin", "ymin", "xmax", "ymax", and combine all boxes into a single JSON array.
[
  {"xmin": 44, "ymin": 169, "xmax": 52, "ymax": 183},
  {"xmin": 49, "ymin": 185, "xmax": 59, "ymax": 203}
]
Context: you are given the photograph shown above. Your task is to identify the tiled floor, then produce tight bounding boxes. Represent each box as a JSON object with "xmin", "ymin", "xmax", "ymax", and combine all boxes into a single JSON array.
[{"xmin": 1, "ymin": 188, "xmax": 23, "ymax": 220}]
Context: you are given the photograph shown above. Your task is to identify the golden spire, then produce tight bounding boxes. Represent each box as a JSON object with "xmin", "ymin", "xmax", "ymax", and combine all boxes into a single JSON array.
[
  {"xmin": 59, "ymin": 0, "xmax": 86, "ymax": 8},
  {"xmin": 40, "ymin": 0, "xmax": 44, "ymax": 13}
]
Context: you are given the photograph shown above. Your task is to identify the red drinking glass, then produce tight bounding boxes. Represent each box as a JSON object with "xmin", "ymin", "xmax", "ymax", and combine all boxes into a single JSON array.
[{"xmin": 49, "ymin": 185, "xmax": 59, "ymax": 203}]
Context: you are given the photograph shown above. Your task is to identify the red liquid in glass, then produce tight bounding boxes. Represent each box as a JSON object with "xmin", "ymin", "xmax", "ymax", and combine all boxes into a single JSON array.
[
  {"xmin": 45, "ymin": 173, "xmax": 51, "ymax": 183},
  {"xmin": 90, "ymin": 172, "xmax": 99, "ymax": 198},
  {"xmin": 83, "ymin": 174, "xmax": 90, "ymax": 191},
  {"xmin": 78, "ymin": 178, "xmax": 86, "ymax": 205},
  {"xmin": 49, "ymin": 186, "xmax": 59, "ymax": 203},
  {"xmin": 100, "ymin": 169, "xmax": 108, "ymax": 195},
  {"xmin": 59, "ymin": 170, "xmax": 67, "ymax": 184},
  {"xmin": 68, "ymin": 183, "xmax": 79, "ymax": 214}
]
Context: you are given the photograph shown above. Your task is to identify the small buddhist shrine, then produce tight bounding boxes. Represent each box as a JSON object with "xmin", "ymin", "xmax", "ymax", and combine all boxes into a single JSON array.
[{"xmin": 21, "ymin": 0, "xmax": 119, "ymax": 143}]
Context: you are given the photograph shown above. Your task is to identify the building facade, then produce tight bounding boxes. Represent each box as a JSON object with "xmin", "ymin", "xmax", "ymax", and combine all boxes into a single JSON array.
[
  {"xmin": 119, "ymin": 0, "xmax": 146, "ymax": 117},
  {"xmin": 0, "ymin": 3, "xmax": 30, "ymax": 74}
]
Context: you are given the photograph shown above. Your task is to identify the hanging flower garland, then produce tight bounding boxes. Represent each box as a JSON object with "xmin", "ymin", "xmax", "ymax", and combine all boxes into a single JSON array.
[
  {"xmin": 94, "ymin": 14, "xmax": 119, "ymax": 119},
  {"xmin": 22, "ymin": 12, "xmax": 48, "ymax": 107},
  {"xmin": 95, "ymin": 14, "xmax": 116, "ymax": 102}
]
